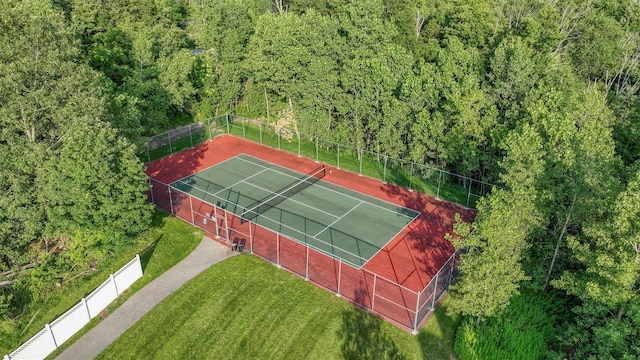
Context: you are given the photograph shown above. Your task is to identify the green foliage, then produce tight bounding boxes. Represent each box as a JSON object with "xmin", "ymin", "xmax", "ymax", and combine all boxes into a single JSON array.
[
  {"xmin": 1, "ymin": 212, "xmax": 202, "ymax": 355},
  {"xmin": 454, "ymin": 290, "xmax": 556, "ymax": 360},
  {"xmin": 553, "ymin": 168, "xmax": 640, "ymax": 359},
  {"xmin": 40, "ymin": 120, "xmax": 152, "ymax": 246}
]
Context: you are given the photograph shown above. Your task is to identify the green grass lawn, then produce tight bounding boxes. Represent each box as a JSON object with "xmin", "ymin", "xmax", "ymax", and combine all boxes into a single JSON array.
[
  {"xmin": 97, "ymin": 255, "xmax": 461, "ymax": 360},
  {"xmin": 2, "ymin": 210, "xmax": 202, "ymax": 358}
]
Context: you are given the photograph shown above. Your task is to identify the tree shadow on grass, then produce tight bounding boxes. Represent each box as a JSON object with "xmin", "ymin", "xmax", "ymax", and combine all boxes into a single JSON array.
[
  {"xmin": 338, "ymin": 287, "xmax": 406, "ymax": 360},
  {"xmin": 138, "ymin": 235, "xmax": 161, "ymax": 273},
  {"xmin": 416, "ymin": 299, "xmax": 461, "ymax": 360}
]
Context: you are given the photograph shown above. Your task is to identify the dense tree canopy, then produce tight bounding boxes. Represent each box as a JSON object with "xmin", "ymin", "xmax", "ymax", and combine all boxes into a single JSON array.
[{"xmin": 1, "ymin": 0, "xmax": 639, "ymax": 358}]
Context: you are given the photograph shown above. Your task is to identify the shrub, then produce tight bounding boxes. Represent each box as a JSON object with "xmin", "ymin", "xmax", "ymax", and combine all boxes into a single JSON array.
[{"xmin": 454, "ymin": 290, "xmax": 555, "ymax": 360}]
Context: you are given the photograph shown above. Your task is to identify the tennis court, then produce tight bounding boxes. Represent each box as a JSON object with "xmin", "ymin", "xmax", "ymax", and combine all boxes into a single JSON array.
[{"xmin": 170, "ymin": 154, "xmax": 419, "ymax": 268}]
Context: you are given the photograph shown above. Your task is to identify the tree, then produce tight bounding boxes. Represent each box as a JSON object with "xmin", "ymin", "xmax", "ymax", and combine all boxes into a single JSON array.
[
  {"xmin": 0, "ymin": 0, "xmax": 151, "ymax": 326},
  {"xmin": 554, "ymin": 169, "xmax": 640, "ymax": 358},
  {"xmin": 189, "ymin": 0, "xmax": 269, "ymax": 113},
  {"xmin": 40, "ymin": 120, "xmax": 152, "ymax": 252},
  {"xmin": 447, "ymin": 123, "xmax": 545, "ymax": 323},
  {"xmin": 333, "ymin": 0, "xmax": 413, "ymax": 156}
]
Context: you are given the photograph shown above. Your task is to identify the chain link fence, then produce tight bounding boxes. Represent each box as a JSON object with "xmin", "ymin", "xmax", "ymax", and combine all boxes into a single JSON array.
[{"xmin": 138, "ymin": 114, "xmax": 500, "ymax": 209}]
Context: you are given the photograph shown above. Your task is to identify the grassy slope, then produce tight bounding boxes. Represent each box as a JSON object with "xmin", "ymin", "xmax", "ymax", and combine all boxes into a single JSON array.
[
  {"xmin": 4, "ymin": 210, "xmax": 202, "ymax": 358},
  {"xmin": 98, "ymin": 255, "xmax": 460, "ymax": 360}
]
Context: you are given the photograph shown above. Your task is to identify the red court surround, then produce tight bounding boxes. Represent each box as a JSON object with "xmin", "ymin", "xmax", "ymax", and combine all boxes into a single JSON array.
[{"xmin": 146, "ymin": 135, "xmax": 476, "ymax": 293}]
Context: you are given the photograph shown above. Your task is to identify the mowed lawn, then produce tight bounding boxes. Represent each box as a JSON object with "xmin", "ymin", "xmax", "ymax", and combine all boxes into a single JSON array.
[{"xmin": 97, "ymin": 255, "xmax": 460, "ymax": 360}]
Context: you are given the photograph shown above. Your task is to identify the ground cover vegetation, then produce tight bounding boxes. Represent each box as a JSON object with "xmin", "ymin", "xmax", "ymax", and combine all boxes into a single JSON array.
[
  {"xmin": 97, "ymin": 255, "xmax": 459, "ymax": 360},
  {"xmin": 1, "ymin": 0, "xmax": 639, "ymax": 358}
]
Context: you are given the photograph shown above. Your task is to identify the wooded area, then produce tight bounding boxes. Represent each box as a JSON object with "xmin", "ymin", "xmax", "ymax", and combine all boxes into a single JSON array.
[{"xmin": 1, "ymin": 0, "xmax": 638, "ymax": 358}]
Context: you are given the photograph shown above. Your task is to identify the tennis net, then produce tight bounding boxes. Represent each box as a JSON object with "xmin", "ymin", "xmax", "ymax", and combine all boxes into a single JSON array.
[{"xmin": 241, "ymin": 165, "xmax": 326, "ymax": 223}]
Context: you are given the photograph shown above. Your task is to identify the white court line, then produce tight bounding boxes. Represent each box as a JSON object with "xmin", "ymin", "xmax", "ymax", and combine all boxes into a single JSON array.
[
  {"xmin": 170, "ymin": 155, "xmax": 244, "ymax": 185},
  {"xmin": 313, "ymin": 201, "xmax": 364, "ymax": 238},
  {"xmin": 240, "ymin": 179, "xmax": 340, "ymax": 220},
  {"xmin": 171, "ymin": 180, "xmax": 242, "ymax": 209},
  {"xmin": 210, "ymin": 168, "xmax": 271, "ymax": 197},
  {"xmin": 235, "ymin": 154, "xmax": 419, "ymax": 221}
]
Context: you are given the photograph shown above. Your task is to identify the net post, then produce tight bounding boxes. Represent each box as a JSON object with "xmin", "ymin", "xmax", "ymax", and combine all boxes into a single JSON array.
[
  {"xmin": 409, "ymin": 162, "xmax": 414, "ymax": 191},
  {"xmin": 226, "ymin": 114, "xmax": 230, "ymax": 134},
  {"xmin": 315, "ymin": 137, "xmax": 319, "ymax": 162}
]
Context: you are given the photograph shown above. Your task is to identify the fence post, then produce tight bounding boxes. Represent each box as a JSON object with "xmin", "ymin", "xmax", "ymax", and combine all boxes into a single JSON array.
[
  {"xmin": 431, "ymin": 272, "xmax": 438, "ymax": 309},
  {"xmin": 168, "ymin": 186, "xmax": 174, "ymax": 214},
  {"xmin": 225, "ymin": 114, "xmax": 230, "ymax": 134},
  {"xmin": 371, "ymin": 274, "xmax": 377, "ymax": 311},
  {"xmin": 305, "ymin": 246, "xmax": 309, "ymax": 280},
  {"xmin": 413, "ymin": 290, "xmax": 421, "ymax": 334},
  {"xmin": 467, "ymin": 178, "xmax": 473, "ymax": 207},
  {"xmin": 242, "ymin": 119, "xmax": 246, "ymax": 138},
  {"xmin": 110, "ymin": 274, "xmax": 119, "ymax": 297},
  {"xmin": 337, "ymin": 144, "xmax": 340, "ymax": 169},
  {"xmin": 409, "ymin": 163, "xmax": 414, "ymax": 191},
  {"xmin": 223, "ymin": 210, "xmax": 230, "ymax": 239},
  {"xmin": 148, "ymin": 178, "xmax": 155, "ymax": 204},
  {"xmin": 82, "ymin": 297, "xmax": 92, "ymax": 321},
  {"xmin": 259, "ymin": 122, "xmax": 263, "ymax": 144},
  {"xmin": 189, "ymin": 195, "xmax": 195, "ymax": 225},
  {"xmin": 297, "ymin": 131, "xmax": 301, "ymax": 157},
  {"xmin": 207, "ymin": 117, "xmax": 211, "ymax": 140},
  {"xmin": 447, "ymin": 252, "xmax": 456, "ymax": 286},
  {"xmin": 277, "ymin": 127, "xmax": 281, "ymax": 150},
  {"xmin": 336, "ymin": 259, "xmax": 342, "ymax": 297},
  {"xmin": 168, "ymin": 131, "xmax": 173, "ymax": 155},
  {"xmin": 436, "ymin": 171, "xmax": 442, "ymax": 200},
  {"xmin": 146, "ymin": 142, "xmax": 150, "ymax": 163},
  {"xmin": 276, "ymin": 234, "xmax": 281, "ymax": 268},
  {"xmin": 315, "ymin": 137, "xmax": 319, "ymax": 162},
  {"xmin": 46, "ymin": 324, "xmax": 58, "ymax": 348},
  {"xmin": 359, "ymin": 149, "xmax": 363, "ymax": 175},
  {"xmin": 383, "ymin": 156, "xmax": 388, "ymax": 183}
]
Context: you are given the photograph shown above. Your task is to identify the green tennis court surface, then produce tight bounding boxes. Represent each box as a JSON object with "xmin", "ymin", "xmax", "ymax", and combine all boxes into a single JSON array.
[{"xmin": 170, "ymin": 154, "xmax": 420, "ymax": 268}]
